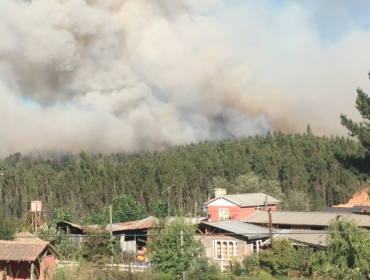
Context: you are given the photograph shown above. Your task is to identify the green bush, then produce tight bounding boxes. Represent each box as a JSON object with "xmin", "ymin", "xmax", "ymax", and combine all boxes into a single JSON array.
[
  {"xmin": 187, "ymin": 257, "xmax": 221, "ymax": 280},
  {"xmin": 258, "ymin": 239, "xmax": 296, "ymax": 276}
]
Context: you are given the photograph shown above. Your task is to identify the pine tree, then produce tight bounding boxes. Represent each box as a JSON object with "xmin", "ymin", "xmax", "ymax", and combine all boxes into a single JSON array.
[{"xmin": 341, "ymin": 72, "xmax": 370, "ymax": 150}]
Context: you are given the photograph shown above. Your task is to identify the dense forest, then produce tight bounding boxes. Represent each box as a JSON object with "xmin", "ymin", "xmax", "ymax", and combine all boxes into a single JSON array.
[{"xmin": 0, "ymin": 125, "xmax": 368, "ymax": 222}]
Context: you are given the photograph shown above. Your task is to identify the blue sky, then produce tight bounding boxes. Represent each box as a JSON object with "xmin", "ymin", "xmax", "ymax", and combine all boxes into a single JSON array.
[{"xmin": 216, "ymin": 0, "xmax": 370, "ymax": 43}]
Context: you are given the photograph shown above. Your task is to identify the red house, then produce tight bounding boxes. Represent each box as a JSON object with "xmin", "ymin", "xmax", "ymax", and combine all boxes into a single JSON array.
[
  {"xmin": 0, "ymin": 240, "xmax": 59, "ymax": 280},
  {"xmin": 203, "ymin": 189, "xmax": 280, "ymax": 222}
]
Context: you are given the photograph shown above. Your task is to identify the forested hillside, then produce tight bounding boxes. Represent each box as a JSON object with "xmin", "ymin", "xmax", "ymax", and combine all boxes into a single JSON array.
[{"xmin": 0, "ymin": 126, "xmax": 368, "ymax": 221}]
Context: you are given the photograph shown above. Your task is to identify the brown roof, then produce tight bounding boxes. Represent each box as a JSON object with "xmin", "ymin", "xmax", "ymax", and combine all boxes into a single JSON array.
[
  {"xmin": 14, "ymin": 232, "xmax": 43, "ymax": 242},
  {"xmin": 0, "ymin": 241, "xmax": 52, "ymax": 262}
]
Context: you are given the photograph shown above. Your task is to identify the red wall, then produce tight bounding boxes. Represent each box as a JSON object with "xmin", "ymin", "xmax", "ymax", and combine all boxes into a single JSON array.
[
  {"xmin": 0, "ymin": 256, "xmax": 55, "ymax": 280},
  {"xmin": 39, "ymin": 255, "xmax": 55, "ymax": 280},
  {"xmin": 208, "ymin": 205, "xmax": 277, "ymax": 222}
]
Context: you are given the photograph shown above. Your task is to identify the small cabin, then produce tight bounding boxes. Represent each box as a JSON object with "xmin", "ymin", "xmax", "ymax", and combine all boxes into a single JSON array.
[{"xmin": 0, "ymin": 240, "xmax": 59, "ymax": 280}]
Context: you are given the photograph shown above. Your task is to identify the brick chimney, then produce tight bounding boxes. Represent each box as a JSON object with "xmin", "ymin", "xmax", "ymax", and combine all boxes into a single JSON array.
[{"xmin": 214, "ymin": 188, "xmax": 227, "ymax": 198}]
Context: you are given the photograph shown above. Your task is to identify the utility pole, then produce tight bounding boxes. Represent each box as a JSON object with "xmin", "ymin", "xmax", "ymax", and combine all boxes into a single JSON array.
[
  {"xmin": 109, "ymin": 205, "xmax": 114, "ymax": 261},
  {"xmin": 180, "ymin": 230, "xmax": 185, "ymax": 280},
  {"xmin": 180, "ymin": 230, "xmax": 184, "ymax": 254},
  {"xmin": 162, "ymin": 184, "xmax": 175, "ymax": 217},
  {"xmin": 268, "ymin": 208, "xmax": 273, "ymax": 246}
]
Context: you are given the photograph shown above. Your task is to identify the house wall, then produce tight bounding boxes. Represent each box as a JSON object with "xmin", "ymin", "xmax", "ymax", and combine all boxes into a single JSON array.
[
  {"xmin": 208, "ymin": 205, "xmax": 277, "ymax": 222},
  {"xmin": 39, "ymin": 255, "xmax": 55, "ymax": 280},
  {"xmin": 198, "ymin": 235, "xmax": 264, "ymax": 271}
]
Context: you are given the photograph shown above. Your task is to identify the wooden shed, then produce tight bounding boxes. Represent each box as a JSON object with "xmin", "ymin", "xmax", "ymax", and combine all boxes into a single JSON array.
[{"xmin": 0, "ymin": 240, "xmax": 59, "ymax": 280}]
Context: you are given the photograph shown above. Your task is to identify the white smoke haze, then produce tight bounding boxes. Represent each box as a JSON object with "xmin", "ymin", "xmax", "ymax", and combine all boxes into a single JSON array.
[{"xmin": 0, "ymin": 0, "xmax": 369, "ymax": 157}]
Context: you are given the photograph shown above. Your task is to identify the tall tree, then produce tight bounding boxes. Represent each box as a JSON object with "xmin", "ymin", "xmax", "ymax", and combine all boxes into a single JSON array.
[{"xmin": 341, "ymin": 72, "xmax": 370, "ymax": 150}]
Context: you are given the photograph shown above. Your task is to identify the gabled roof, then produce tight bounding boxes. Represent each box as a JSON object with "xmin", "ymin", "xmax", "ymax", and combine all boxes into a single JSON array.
[
  {"xmin": 242, "ymin": 211, "xmax": 370, "ymax": 228},
  {"xmin": 0, "ymin": 241, "xmax": 59, "ymax": 262},
  {"xmin": 201, "ymin": 220, "xmax": 270, "ymax": 240},
  {"xmin": 204, "ymin": 193, "xmax": 280, "ymax": 207}
]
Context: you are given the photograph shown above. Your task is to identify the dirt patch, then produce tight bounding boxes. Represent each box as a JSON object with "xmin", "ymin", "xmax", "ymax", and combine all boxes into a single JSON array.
[{"xmin": 334, "ymin": 186, "xmax": 370, "ymax": 207}]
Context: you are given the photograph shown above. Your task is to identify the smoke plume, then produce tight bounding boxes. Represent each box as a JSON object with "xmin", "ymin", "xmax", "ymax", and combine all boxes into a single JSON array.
[{"xmin": 0, "ymin": 0, "xmax": 370, "ymax": 157}]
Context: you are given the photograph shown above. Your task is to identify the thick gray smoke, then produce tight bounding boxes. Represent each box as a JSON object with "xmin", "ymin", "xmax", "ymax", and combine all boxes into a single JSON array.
[
  {"xmin": 0, "ymin": 0, "xmax": 271, "ymax": 157},
  {"xmin": 1, "ymin": 0, "xmax": 370, "ymax": 157}
]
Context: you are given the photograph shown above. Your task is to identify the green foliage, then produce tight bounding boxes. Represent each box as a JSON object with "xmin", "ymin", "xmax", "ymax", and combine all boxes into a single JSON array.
[
  {"xmin": 326, "ymin": 217, "xmax": 370, "ymax": 274},
  {"xmin": 81, "ymin": 229, "xmax": 113, "ymax": 262},
  {"xmin": 36, "ymin": 224, "xmax": 59, "ymax": 245},
  {"xmin": 36, "ymin": 224, "xmax": 81, "ymax": 259},
  {"xmin": 243, "ymin": 254, "xmax": 261, "ymax": 276},
  {"xmin": 213, "ymin": 173, "xmax": 285, "ymax": 202},
  {"xmin": 82, "ymin": 195, "xmax": 146, "ymax": 224},
  {"xmin": 187, "ymin": 257, "xmax": 221, "ymax": 280},
  {"xmin": 310, "ymin": 249, "xmax": 331, "ymax": 275},
  {"xmin": 55, "ymin": 238, "xmax": 81, "ymax": 260},
  {"xmin": 282, "ymin": 190, "xmax": 311, "ymax": 211},
  {"xmin": 148, "ymin": 217, "xmax": 203, "ymax": 276},
  {"xmin": 0, "ymin": 209, "xmax": 17, "ymax": 239},
  {"xmin": 153, "ymin": 199, "xmax": 179, "ymax": 219},
  {"xmin": 153, "ymin": 199, "xmax": 169, "ymax": 219},
  {"xmin": 341, "ymin": 73, "xmax": 370, "ymax": 151},
  {"xmin": 258, "ymin": 239, "xmax": 296, "ymax": 276},
  {"xmin": 50, "ymin": 207, "xmax": 74, "ymax": 226},
  {"xmin": 291, "ymin": 247, "xmax": 314, "ymax": 277},
  {"xmin": 0, "ymin": 129, "xmax": 367, "ymax": 221}
]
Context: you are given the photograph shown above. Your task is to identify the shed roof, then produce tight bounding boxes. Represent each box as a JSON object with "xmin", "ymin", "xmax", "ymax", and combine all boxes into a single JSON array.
[
  {"xmin": 110, "ymin": 216, "xmax": 159, "ymax": 232},
  {"xmin": 322, "ymin": 206, "xmax": 370, "ymax": 214},
  {"xmin": 275, "ymin": 230, "xmax": 327, "ymax": 247},
  {"xmin": 60, "ymin": 216, "xmax": 207, "ymax": 234},
  {"xmin": 204, "ymin": 193, "xmax": 280, "ymax": 207},
  {"xmin": 0, "ymin": 241, "xmax": 58, "ymax": 262},
  {"xmin": 242, "ymin": 211, "xmax": 370, "ymax": 227},
  {"xmin": 201, "ymin": 220, "xmax": 270, "ymax": 239}
]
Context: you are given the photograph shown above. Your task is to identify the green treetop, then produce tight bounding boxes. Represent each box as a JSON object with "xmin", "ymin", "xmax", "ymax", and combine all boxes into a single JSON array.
[{"xmin": 341, "ymin": 72, "xmax": 370, "ymax": 150}]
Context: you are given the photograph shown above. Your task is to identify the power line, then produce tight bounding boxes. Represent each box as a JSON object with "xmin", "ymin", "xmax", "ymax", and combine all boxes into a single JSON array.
[{"xmin": 1, "ymin": 231, "xmax": 369, "ymax": 239}]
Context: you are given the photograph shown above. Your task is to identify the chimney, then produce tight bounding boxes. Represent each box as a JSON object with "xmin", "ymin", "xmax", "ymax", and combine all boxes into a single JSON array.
[{"xmin": 214, "ymin": 188, "xmax": 227, "ymax": 198}]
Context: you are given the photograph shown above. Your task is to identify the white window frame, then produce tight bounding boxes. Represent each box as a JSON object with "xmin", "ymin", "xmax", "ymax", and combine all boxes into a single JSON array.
[
  {"xmin": 219, "ymin": 208, "xmax": 229, "ymax": 221},
  {"xmin": 252, "ymin": 240, "xmax": 262, "ymax": 253},
  {"xmin": 213, "ymin": 240, "xmax": 238, "ymax": 260}
]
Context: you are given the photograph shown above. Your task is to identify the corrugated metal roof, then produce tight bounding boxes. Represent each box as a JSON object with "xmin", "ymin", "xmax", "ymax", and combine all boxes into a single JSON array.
[
  {"xmin": 322, "ymin": 206, "xmax": 370, "ymax": 213},
  {"xmin": 205, "ymin": 193, "xmax": 280, "ymax": 206},
  {"xmin": 276, "ymin": 230, "xmax": 327, "ymax": 247},
  {"xmin": 322, "ymin": 207, "xmax": 356, "ymax": 213},
  {"xmin": 167, "ymin": 216, "xmax": 209, "ymax": 225},
  {"xmin": 111, "ymin": 216, "xmax": 159, "ymax": 232},
  {"xmin": 0, "ymin": 241, "xmax": 50, "ymax": 262},
  {"xmin": 242, "ymin": 211, "xmax": 370, "ymax": 227},
  {"xmin": 61, "ymin": 216, "xmax": 208, "ymax": 234},
  {"xmin": 58, "ymin": 221, "xmax": 85, "ymax": 231},
  {"xmin": 201, "ymin": 220, "xmax": 270, "ymax": 239}
]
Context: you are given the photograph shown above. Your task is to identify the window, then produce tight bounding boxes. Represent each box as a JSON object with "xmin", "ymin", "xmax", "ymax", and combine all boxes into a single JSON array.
[
  {"xmin": 219, "ymin": 208, "xmax": 229, "ymax": 221},
  {"xmin": 252, "ymin": 240, "xmax": 262, "ymax": 253},
  {"xmin": 213, "ymin": 240, "xmax": 238, "ymax": 260}
]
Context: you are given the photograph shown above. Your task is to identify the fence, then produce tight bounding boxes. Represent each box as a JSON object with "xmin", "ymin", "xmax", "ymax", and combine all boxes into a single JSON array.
[{"xmin": 56, "ymin": 261, "xmax": 151, "ymax": 273}]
